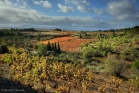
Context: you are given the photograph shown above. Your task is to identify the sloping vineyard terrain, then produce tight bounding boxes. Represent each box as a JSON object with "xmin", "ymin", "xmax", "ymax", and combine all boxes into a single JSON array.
[{"xmin": 0, "ymin": 26, "xmax": 139, "ymax": 93}]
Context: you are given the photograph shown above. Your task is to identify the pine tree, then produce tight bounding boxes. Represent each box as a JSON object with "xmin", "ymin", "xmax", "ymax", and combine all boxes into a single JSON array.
[
  {"xmin": 54, "ymin": 42, "xmax": 57, "ymax": 51},
  {"xmin": 57, "ymin": 42, "xmax": 61, "ymax": 53},
  {"xmin": 47, "ymin": 41, "xmax": 51, "ymax": 51},
  {"xmin": 51, "ymin": 42, "xmax": 54, "ymax": 50}
]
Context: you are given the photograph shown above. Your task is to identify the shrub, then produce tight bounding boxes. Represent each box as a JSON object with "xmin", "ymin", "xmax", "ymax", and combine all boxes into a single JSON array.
[
  {"xmin": 82, "ymin": 51, "xmax": 90, "ymax": 59},
  {"xmin": 92, "ymin": 50, "xmax": 106, "ymax": 57},
  {"xmin": 120, "ymin": 48, "xmax": 139, "ymax": 61},
  {"xmin": 84, "ymin": 59, "xmax": 90, "ymax": 64},
  {"xmin": 97, "ymin": 43, "xmax": 103, "ymax": 50},
  {"xmin": 33, "ymin": 44, "xmax": 38, "ymax": 50},
  {"xmin": 124, "ymin": 64, "xmax": 131, "ymax": 69},
  {"xmin": 104, "ymin": 46, "xmax": 112, "ymax": 53},
  {"xmin": 13, "ymin": 44, "xmax": 17, "ymax": 48},
  {"xmin": 105, "ymin": 54, "xmax": 125, "ymax": 77},
  {"xmin": 37, "ymin": 44, "xmax": 47, "ymax": 56},
  {"xmin": 96, "ymin": 64, "xmax": 105, "ymax": 72},
  {"xmin": 132, "ymin": 59, "xmax": 139, "ymax": 70},
  {"xmin": 78, "ymin": 31, "xmax": 88, "ymax": 38},
  {"xmin": 28, "ymin": 44, "xmax": 33, "ymax": 48},
  {"xmin": 58, "ymin": 53, "xmax": 71, "ymax": 63}
]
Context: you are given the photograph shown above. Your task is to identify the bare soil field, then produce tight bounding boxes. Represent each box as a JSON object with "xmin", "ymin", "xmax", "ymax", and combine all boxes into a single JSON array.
[{"xmin": 40, "ymin": 36, "xmax": 96, "ymax": 52}]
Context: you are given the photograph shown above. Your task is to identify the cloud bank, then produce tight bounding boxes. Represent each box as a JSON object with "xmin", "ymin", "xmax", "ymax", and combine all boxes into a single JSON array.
[{"xmin": 0, "ymin": 0, "xmax": 139, "ymax": 30}]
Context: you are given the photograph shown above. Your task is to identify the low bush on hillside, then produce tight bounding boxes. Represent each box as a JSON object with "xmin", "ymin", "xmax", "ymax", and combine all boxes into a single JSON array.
[
  {"xmin": 105, "ymin": 54, "xmax": 125, "ymax": 77},
  {"xmin": 120, "ymin": 48, "xmax": 139, "ymax": 61}
]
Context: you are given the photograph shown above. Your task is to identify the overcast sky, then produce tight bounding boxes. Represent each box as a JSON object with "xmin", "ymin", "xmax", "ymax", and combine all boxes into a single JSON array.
[{"xmin": 0, "ymin": 0, "xmax": 139, "ymax": 30}]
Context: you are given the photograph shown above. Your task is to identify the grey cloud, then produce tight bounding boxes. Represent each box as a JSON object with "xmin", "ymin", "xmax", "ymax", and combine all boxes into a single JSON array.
[
  {"xmin": 42, "ymin": 1, "xmax": 52, "ymax": 8},
  {"xmin": 65, "ymin": 0, "xmax": 90, "ymax": 6},
  {"xmin": 22, "ymin": 0, "xmax": 28, "ymax": 7},
  {"xmin": 65, "ymin": 0, "xmax": 91, "ymax": 13},
  {"xmin": 16, "ymin": 0, "xmax": 19, "ymax": 2},
  {"xmin": 106, "ymin": 1, "xmax": 139, "ymax": 21},
  {"xmin": 93, "ymin": 7, "xmax": 103, "ymax": 14},
  {"xmin": 58, "ymin": 4, "xmax": 74, "ymax": 13},
  {"xmin": 0, "ymin": 0, "xmax": 12, "ymax": 5},
  {"xmin": 33, "ymin": 1, "xmax": 41, "ymax": 5},
  {"xmin": 33, "ymin": 0, "xmax": 52, "ymax": 8},
  {"xmin": 77, "ymin": 5, "xmax": 91, "ymax": 12}
]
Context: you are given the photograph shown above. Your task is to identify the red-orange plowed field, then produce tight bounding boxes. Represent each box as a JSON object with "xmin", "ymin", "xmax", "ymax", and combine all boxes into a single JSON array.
[{"xmin": 40, "ymin": 36, "xmax": 95, "ymax": 52}]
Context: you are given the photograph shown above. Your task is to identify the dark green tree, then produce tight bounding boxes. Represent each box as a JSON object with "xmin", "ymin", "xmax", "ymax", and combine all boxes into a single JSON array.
[
  {"xmin": 57, "ymin": 42, "xmax": 61, "ymax": 53},
  {"xmin": 51, "ymin": 42, "xmax": 54, "ymax": 50},
  {"xmin": 112, "ymin": 31, "xmax": 116, "ymax": 37},
  {"xmin": 54, "ymin": 42, "xmax": 57, "ymax": 50},
  {"xmin": 47, "ymin": 41, "xmax": 51, "ymax": 51},
  {"xmin": 0, "ymin": 45, "xmax": 9, "ymax": 54}
]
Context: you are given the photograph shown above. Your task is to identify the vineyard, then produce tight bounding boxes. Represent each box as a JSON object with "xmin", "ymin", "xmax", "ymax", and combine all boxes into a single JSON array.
[
  {"xmin": 0, "ymin": 47, "xmax": 139, "ymax": 93},
  {"xmin": 0, "ymin": 26, "xmax": 139, "ymax": 93}
]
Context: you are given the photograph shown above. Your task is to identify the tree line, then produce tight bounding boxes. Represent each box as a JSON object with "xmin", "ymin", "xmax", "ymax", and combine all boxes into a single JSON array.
[{"xmin": 11, "ymin": 28, "xmax": 36, "ymax": 31}]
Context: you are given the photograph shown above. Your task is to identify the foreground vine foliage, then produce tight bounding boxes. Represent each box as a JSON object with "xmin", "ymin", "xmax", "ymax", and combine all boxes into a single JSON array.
[
  {"xmin": 1, "ymin": 47, "xmax": 94, "ymax": 93},
  {"xmin": 0, "ymin": 47, "xmax": 139, "ymax": 93}
]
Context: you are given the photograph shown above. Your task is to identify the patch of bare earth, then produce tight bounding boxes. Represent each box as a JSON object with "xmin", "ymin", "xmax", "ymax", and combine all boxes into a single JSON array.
[{"xmin": 40, "ymin": 36, "xmax": 96, "ymax": 52}]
